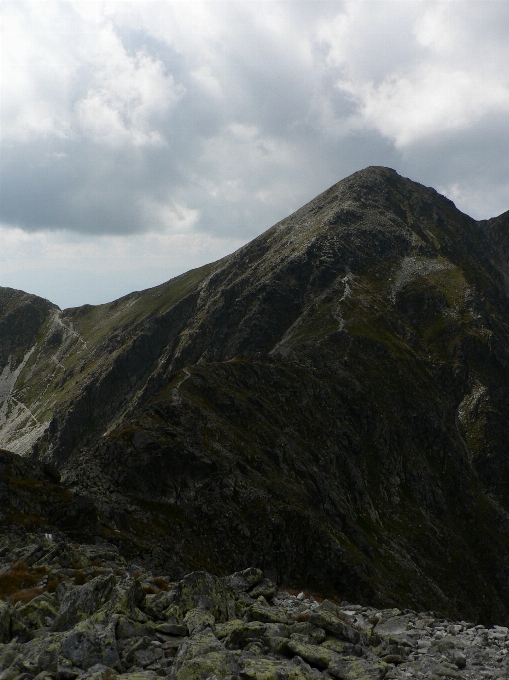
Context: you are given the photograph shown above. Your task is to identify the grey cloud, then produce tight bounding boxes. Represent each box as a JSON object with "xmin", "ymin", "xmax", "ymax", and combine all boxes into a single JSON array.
[
  {"xmin": 0, "ymin": 141, "xmax": 177, "ymax": 234},
  {"xmin": 1, "ymin": 0, "xmax": 509, "ymax": 244},
  {"xmin": 397, "ymin": 112, "xmax": 509, "ymax": 220}
]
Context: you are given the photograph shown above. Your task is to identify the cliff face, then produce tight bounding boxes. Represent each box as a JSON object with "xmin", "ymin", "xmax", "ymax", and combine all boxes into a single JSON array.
[{"xmin": 3, "ymin": 167, "xmax": 509, "ymax": 624}]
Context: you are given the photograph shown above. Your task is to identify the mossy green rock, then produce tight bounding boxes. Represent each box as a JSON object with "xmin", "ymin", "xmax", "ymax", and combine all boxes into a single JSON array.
[
  {"xmin": 174, "ymin": 572, "xmax": 227, "ymax": 622},
  {"xmin": 240, "ymin": 657, "xmax": 313, "ymax": 680},
  {"xmin": 174, "ymin": 629, "xmax": 224, "ymax": 667},
  {"xmin": 223, "ymin": 568, "xmax": 264, "ymax": 593},
  {"xmin": 174, "ymin": 649, "xmax": 238, "ymax": 680},
  {"xmin": 223, "ymin": 621, "xmax": 266, "ymax": 649},
  {"xmin": 60, "ymin": 622, "xmax": 120, "ymax": 671},
  {"xmin": 99, "ymin": 575, "xmax": 145, "ymax": 619},
  {"xmin": 183, "ymin": 608, "xmax": 215, "ymax": 635},
  {"xmin": 15, "ymin": 596, "xmax": 57, "ymax": 631},
  {"xmin": 309, "ymin": 612, "xmax": 359, "ymax": 644},
  {"xmin": 327, "ymin": 656, "xmax": 387, "ymax": 680},
  {"xmin": 286, "ymin": 638, "xmax": 340, "ymax": 669},
  {"xmin": 0, "ymin": 603, "xmax": 11, "ymax": 643},
  {"xmin": 249, "ymin": 603, "xmax": 289, "ymax": 625},
  {"xmin": 249, "ymin": 579, "xmax": 277, "ymax": 601},
  {"xmin": 115, "ymin": 616, "xmax": 155, "ymax": 641},
  {"xmin": 52, "ymin": 575, "xmax": 116, "ymax": 632},
  {"xmin": 15, "ymin": 634, "xmax": 61, "ymax": 675}
]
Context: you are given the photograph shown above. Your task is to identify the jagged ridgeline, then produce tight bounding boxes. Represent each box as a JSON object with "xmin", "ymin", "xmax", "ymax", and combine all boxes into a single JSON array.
[{"xmin": 2, "ymin": 166, "xmax": 509, "ymax": 625}]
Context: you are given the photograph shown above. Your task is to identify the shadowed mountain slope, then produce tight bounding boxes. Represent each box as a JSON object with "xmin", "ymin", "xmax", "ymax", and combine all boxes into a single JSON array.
[{"xmin": 3, "ymin": 167, "xmax": 509, "ymax": 624}]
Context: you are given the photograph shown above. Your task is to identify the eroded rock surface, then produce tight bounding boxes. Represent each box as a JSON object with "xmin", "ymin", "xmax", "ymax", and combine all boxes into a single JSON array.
[{"xmin": 0, "ymin": 538, "xmax": 507, "ymax": 680}]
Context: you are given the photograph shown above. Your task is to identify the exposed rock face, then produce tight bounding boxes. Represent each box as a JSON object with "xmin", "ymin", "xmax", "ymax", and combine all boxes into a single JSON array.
[
  {"xmin": 0, "ymin": 539, "xmax": 507, "ymax": 680},
  {"xmin": 3, "ymin": 167, "xmax": 509, "ymax": 623}
]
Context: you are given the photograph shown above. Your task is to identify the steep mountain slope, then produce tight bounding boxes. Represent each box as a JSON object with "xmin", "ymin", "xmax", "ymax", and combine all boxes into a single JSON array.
[{"xmin": 3, "ymin": 167, "xmax": 509, "ymax": 624}]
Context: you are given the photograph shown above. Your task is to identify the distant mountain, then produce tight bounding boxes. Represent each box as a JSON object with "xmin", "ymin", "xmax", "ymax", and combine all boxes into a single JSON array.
[{"xmin": 3, "ymin": 167, "xmax": 509, "ymax": 624}]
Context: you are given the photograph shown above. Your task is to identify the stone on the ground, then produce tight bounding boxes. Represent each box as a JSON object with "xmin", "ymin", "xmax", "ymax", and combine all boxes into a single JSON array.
[{"xmin": 0, "ymin": 539, "xmax": 508, "ymax": 679}]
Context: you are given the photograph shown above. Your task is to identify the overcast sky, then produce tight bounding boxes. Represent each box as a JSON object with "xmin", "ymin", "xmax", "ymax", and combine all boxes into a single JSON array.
[{"xmin": 1, "ymin": 1, "xmax": 509, "ymax": 308}]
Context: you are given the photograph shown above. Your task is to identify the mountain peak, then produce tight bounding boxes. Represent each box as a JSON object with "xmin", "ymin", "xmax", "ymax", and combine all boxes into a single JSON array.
[{"xmin": 2, "ymin": 171, "xmax": 509, "ymax": 623}]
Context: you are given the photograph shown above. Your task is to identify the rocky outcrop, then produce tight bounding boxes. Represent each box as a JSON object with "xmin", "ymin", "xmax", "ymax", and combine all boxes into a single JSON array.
[
  {"xmin": 0, "ymin": 537, "xmax": 507, "ymax": 680},
  {"xmin": 0, "ymin": 449, "xmax": 100, "ymax": 541},
  {"xmin": 5, "ymin": 168, "xmax": 509, "ymax": 622}
]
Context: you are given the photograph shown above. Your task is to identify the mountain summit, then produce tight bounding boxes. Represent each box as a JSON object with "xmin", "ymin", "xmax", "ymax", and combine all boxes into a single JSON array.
[{"xmin": 3, "ymin": 166, "xmax": 509, "ymax": 623}]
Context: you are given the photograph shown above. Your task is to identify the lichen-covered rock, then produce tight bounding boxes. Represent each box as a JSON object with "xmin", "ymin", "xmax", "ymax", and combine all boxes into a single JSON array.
[
  {"xmin": 183, "ymin": 609, "xmax": 215, "ymax": 636},
  {"xmin": 240, "ymin": 657, "xmax": 314, "ymax": 680},
  {"xmin": 60, "ymin": 623, "xmax": 120, "ymax": 671},
  {"xmin": 248, "ymin": 579, "xmax": 277, "ymax": 601},
  {"xmin": 14, "ymin": 634, "xmax": 61, "ymax": 676},
  {"xmin": 223, "ymin": 568, "xmax": 264, "ymax": 594},
  {"xmin": 0, "ymin": 642, "xmax": 21, "ymax": 672},
  {"xmin": 287, "ymin": 638, "xmax": 340, "ymax": 670},
  {"xmin": 210, "ymin": 619, "xmax": 242, "ymax": 640},
  {"xmin": 130, "ymin": 646, "xmax": 163, "ymax": 669},
  {"xmin": 159, "ymin": 602, "xmax": 181, "ymax": 624},
  {"xmin": 0, "ymin": 602, "xmax": 11, "ymax": 643},
  {"xmin": 14, "ymin": 594, "xmax": 58, "ymax": 632},
  {"xmin": 123, "ymin": 636, "xmax": 151, "ymax": 663},
  {"xmin": 0, "ymin": 666, "xmax": 21, "ymax": 680},
  {"xmin": 263, "ymin": 635, "xmax": 291, "ymax": 655},
  {"xmin": 142, "ymin": 592, "xmax": 174, "ymax": 621},
  {"xmin": 52, "ymin": 575, "xmax": 117, "ymax": 632},
  {"xmin": 174, "ymin": 572, "xmax": 227, "ymax": 622},
  {"xmin": 116, "ymin": 617, "xmax": 156, "ymax": 641},
  {"xmin": 32, "ymin": 543, "xmax": 81, "ymax": 570},
  {"xmin": 372, "ymin": 615, "xmax": 410, "ymax": 637},
  {"xmin": 248, "ymin": 603, "xmax": 288, "ymax": 625},
  {"xmin": 327, "ymin": 656, "xmax": 387, "ymax": 680},
  {"xmin": 10, "ymin": 613, "xmax": 31, "ymax": 640},
  {"xmin": 321, "ymin": 638, "xmax": 356, "ymax": 656},
  {"xmin": 309, "ymin": 611, "xmax": 359, "ymax": 644},
  {"xmin": 173, "ymin": 649, "xmax": 239, "ymax": 680},
  {"xmin": 101, "ymin": 575, "xmax": 145, "ymax": 620},
  {"xmin": 116, "ymin": 673, "xmax": 158, "ymax": 680},
  {"xmin": 154, "ymin": 622, "xmax": 188, "ymax": 637},
  {"xmin": 76, "ymin": 662, "xmax": 119, "ymax": 680},
  {"xmin": 173, "ymin": 629, "xmax": 223, "ymax": 668},
  {"xmin": 223, "ymin": 621, "xmax": 266, "ymax": 650},
  {"xmin": 0, "ymin": 553, "xmax": 508, "ymax": 679}
]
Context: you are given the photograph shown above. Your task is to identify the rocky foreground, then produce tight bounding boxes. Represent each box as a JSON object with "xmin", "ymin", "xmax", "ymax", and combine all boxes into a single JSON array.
[{"xmin": 0, "ymin": 539, "xmax": 507, "ymax": 680}]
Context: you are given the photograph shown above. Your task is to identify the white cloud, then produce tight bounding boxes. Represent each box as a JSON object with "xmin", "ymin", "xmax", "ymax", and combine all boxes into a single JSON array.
[
  {"xmin": 74, "ymin": 50, "xmax": 183, "ymax": 148},
  {"xmin": 339, "ymin": 67, "xmax": 509, "ymax": 147},
  {"xmin": 0, "ymin": 2, "xmax": 183, "ymax": 145},
  {"xmin": 190, "ymin": 65, "xmax": 222, "ymax": 98},
  {"xmin": 323, "ymin": 2, "xmax": 509, "ymax": 147},
  {"xmin": 2, "ymin": 0, "xmax": 509, "ymax": 305},
  {"xmin": 0, "ymin": 222, "xmax": 246, "ymax": 308},
  {"xmin": 143, "ymin": 201, "xmax": 200, "ymax": 233}
]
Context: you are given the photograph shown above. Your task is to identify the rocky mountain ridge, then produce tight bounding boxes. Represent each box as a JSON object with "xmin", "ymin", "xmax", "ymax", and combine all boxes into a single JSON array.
[{"xmin": 3, "ymin": 167, "xmax": 509, "ymax": 624}]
